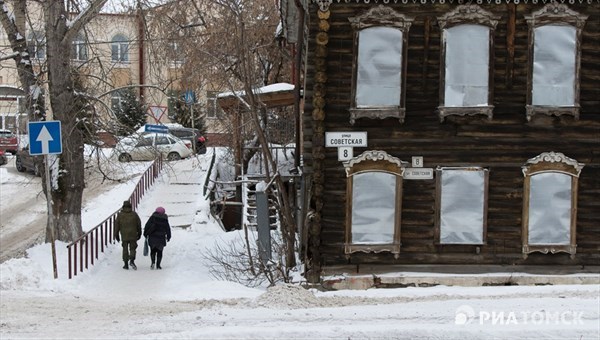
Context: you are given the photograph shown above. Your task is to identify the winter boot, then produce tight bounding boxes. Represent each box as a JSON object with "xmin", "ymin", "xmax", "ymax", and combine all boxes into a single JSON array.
[
  {"xmin": 151, "ymin": 262, "xmax": 155, "ymax": 270},
  {"xmin": 123, "ymin": 261, "xmax": 129, "ymax": 270},
  {"xmin": 129, "ymin": 260, "xmax": 137, "ymax": 270}
]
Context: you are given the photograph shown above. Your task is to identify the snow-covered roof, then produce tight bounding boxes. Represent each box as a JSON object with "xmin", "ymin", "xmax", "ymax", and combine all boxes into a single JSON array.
[{"xmin": 217, "ymin": 83, "xmax": 295, "ymax": 98}]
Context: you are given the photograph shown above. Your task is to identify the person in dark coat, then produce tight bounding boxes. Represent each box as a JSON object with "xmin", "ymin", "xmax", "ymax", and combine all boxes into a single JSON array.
[
  {"xmin": 144, "ymin": 206, "xmax": 172, "ymax": 270},
  {"xmin": 114, "ymin": 200, "xmax": 142, "ymax": 270}
]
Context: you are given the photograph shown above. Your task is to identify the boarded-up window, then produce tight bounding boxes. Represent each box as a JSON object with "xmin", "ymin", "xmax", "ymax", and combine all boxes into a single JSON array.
[
  {"xmin": 525, "ymin": 4, "xmax": 587, "ymax": 121},
  {"xmin": 344, "ymin": 150, "xmax": 404, "ymax": 257},
  {"xmin": 351, "ymin": 171, "xmax": 397, "ymax": 244},
  {"xmin": 437, "ymin": 5, "xmax": 498, "ymax": 121},
  {"xmin": 349, "ymin": 6, "xmax": 413, "ymax": 124},
  {"xmin": 443, "ymin": 25, "xmax": 489, "ymax": 107},
  {"xmin": 531, "ymin": 25, "xmax": 576, "ymax": 107},
  {"xmin": 356, "ymin": 27, "xmax": 402, "ymax": 108},
  {"xmin": 521, "ymin": 152, "xmax": 583, "ymax": 258},
  {"xmin": 436, "ymin": 168, "xmax": 488, "ymax": 245}
]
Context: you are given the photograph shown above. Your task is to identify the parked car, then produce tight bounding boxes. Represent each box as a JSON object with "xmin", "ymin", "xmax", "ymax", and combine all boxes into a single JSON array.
[
  {"xmin": 15, "ymin": 145, "xmax": 42, "ymax": 176},
  {"xmin": 115, "ymin": 132, "xmax": 193, "ymax": 162},
  {"xmin": 0, "ymin": 149, "xmax": 7, "ymax": 166},
  {"xmin": 0, "ymin": 129, "xmax": 18, "ymax": 154},
  {"xmin": 168, "ymin": 127, "xmax": 206, "ymax": 154}
]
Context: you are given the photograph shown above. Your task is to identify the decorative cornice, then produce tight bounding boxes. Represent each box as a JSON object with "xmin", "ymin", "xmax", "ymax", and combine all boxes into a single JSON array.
[
  {"xmin": 525, "ymin": 4, "xmax": 588, "ymax": 28},
  {"xmin": 344, "ymin": 150, "xmax": 404, "ymax": 175},
  {"xmin": 349, "ymin": 5, "xmax": 413, "ymax": 30},
  {"xmin": 438, "ymin": 4, "xmax": 499, "ymax": 29},
  {"xmin": 522, "ymin": 151, "xmax": 584, "ymax": 176},
  {"xmin": 314, "ymin": 0, "xmax": 599, "ymax": 12}
]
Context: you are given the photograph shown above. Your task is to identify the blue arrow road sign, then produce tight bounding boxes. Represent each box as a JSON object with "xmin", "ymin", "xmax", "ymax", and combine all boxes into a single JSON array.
[
  {"xmin": 145, "ymin": 124, "xmax": 169, "ymax": 133},
  {"xmin": 184, "ymin": 90, "xmax": 195, "ymax": 105},
  {"xmin": 28, "ymin": 121, "xmax": 62, "ymax": 155}
]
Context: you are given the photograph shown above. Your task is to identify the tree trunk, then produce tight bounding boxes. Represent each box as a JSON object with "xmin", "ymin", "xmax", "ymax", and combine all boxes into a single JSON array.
[{"xmin": 43, "ymin": 1, "xmax": 85, "ymax": 242}]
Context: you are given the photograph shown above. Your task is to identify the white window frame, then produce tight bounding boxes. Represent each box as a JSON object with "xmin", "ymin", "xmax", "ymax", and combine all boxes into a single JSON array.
[
  {"xmin": 521, "ymin": 152, "xmax": 584, "ymax": 258},
  {"xmin": 111, "ymin": 34, "xmax": 129, "ymax": 63},
  {"xmin": 206, "ymin": 91, "xmax": 220, "ymax": 119},
  {"xmin": 72, "ymin": 33, "xmax": 87, "ymax": 61},
  {"xmin": 525, "ymin": 4, "xmax": 587, "ymax": 121},
  {"xmin": 27, "ymin": 31, "xmax": 46, "ymax": 60}
]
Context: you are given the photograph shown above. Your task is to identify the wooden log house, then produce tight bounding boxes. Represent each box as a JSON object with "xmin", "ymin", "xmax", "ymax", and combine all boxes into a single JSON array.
[{"xmin": 298, "ymin": 0, "xmax": 600, "ymax": 282}]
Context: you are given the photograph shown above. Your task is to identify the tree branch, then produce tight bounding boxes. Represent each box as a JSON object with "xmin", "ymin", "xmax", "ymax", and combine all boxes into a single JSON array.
[{"xmin": 63, "ymin": 0, "xmax": 109, "ymax": 44}]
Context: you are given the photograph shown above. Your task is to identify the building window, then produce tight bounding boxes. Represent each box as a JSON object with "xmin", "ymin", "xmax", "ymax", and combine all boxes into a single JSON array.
[
  {"xmin": 71, "ymin": 33, "xmax": 87, "ymax": 61},
  {"xmin": 348, "ymin": 5, "xmax": 413, "ymax": 125},
  {"xmin": 206, "ymin": 91, "xmax": 221, "ymax": 119},
  {"xmin": 437, "ymin": 5, "xmax": 498, "ymax": 121},
  {"xmin": 435, "ymin": 167, "xmax": 488, "ymax": 245},
  {"xmin": 168, "ymin": 41, "xmax": 184, "ymax": 67},
  {"xmin": 525, "ymin": 5, "xmax": 587, "ymax": 121},
  {"xmin": 111, "ymin": 92, "xmax": 123, "ymax": 112},
  {"xmin": 521, "ymin": 152, "xmax": 584, "ymax": 258},
  {"xmin": 27, "ymin": 31, "xmax": 46, "ymax": 59},
  {"xmin": 344, "ymin": 151, "xmax": 405, "ymax": 257},
  {"xmin": 111, "ymin": 34, "xmax": 129, "ymax": 62}
]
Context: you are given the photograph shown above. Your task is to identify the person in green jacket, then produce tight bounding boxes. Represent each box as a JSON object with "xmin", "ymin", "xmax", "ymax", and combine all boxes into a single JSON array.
[{"xmin": 114, "ymin": 200, "xmax": 142, "ymax": 270}]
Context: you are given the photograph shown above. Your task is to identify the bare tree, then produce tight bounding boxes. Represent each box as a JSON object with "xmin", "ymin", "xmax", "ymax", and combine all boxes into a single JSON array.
[{"xmin": 1, "ymin": 0, "xmax": 109, "ymax": 242}]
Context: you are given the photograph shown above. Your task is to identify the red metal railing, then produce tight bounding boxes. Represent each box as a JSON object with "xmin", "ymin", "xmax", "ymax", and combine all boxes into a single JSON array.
[{"xmin": 66, "ymin": 158, "xmax": 163, "ymax": 279}]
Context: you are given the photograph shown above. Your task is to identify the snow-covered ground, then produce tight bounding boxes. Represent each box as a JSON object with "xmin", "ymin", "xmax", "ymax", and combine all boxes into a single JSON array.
[{"xmin": 0, "ymin": 148, "xmax": 598, "ymax": 339}]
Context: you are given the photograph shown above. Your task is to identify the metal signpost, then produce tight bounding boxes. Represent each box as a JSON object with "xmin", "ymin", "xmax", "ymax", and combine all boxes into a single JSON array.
[
  {"xmin": 28, "ymin": 121, "xmax": 62, "ymax": 279},
  {"xmin": 185, "ymin": 90, "xmax": 196, "ymax": 153}
]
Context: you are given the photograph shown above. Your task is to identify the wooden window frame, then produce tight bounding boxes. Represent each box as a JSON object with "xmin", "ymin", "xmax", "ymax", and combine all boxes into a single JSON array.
[
  {"xmin": 521, "ymin": 152, "xmax": 584, "ymax": 259},
  {"xmin": 434, "ymin": 167, "xmax": 489, "ymax": 246},
  {"xmin": 525, "ymin": 4, "xmax": 587, "ymax": 121},
  {"xmin": 343, "ymin": 150, "xmax": 405, "ymax": 258},
  {"xmin": 348, "ymin": 6, "xmax": 413, "ymax": 125},
  {"xmin": 437, "ymin": 5, "xmax": 498, "ymax": 122}
]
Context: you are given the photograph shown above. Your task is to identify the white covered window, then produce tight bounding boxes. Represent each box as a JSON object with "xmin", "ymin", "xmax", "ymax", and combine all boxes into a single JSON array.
[
  {"xmin": 525, "ymin": 5, "xmax": 587, "ymax": 121},
  {"xmin": 349, "ymin": 6, "xmax": 413, "ymax": 124},
  {"xmin": 436, "ymin": 167, "xmax": 488, "ymax": 245},
  {"xmin": 344, "ymin": 151, "xmax": 405, "ymax": 257},
  {"xmin": 522, "ymin": 152, "xmax": 583, "ymax": 258},
  {"xmin": 355, "ymin": 27, "xmax": 402, "ymax": 109},
  {"xmin": 437, "ymin": 5, "xmax": 498, "ymax": 121}
]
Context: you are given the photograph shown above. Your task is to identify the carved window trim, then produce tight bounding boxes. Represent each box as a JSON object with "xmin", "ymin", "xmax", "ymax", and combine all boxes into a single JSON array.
[
  {"xmin": 525, "ymin": 4, "xmax": 587, "ymax": 121},
  {"xmin": 348, "ymin": 6, "xmax": 413, "ymax": 125},
  {"xmin": 343, "ymin": 151, "xmax": 406, "ymax": 258},
  {"xmin": 437, "ymin": 5, "xmax": 498, "ymax": 122},
  {"xmin": 521, "ymin": 152, "xmax": 584, "ymax": 259}
]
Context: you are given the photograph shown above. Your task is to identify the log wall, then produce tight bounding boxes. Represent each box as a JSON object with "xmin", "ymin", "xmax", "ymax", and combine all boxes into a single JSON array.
[{"xmin": 302, "ymin": 3, "xmax": 600, "ymax": 271}]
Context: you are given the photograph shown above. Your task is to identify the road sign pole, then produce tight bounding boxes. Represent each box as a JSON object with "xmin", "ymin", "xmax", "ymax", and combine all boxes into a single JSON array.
[
  {"xmin": 45, "ymin": 155, "xmax": 58, "ymax": 279},
  {"xmin": 190, "ymin": 104, "xmax": 196, "ymax": 153}
]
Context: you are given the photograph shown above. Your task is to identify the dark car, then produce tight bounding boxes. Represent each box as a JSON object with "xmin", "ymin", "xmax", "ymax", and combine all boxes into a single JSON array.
[
  {"xmin": 0, "ymin": 149, "xmax": 7, "ymax": 166},
  {"xmin": 15, "ymin": 145, "xmax": 42, "ymax": 176},
  {"xmin": 168, "ymin": 127, "xmax": 206, "ymax": 154},
  {"xmin": 0, "ymin": 129, "xmax": 18, "ymax": 154}
]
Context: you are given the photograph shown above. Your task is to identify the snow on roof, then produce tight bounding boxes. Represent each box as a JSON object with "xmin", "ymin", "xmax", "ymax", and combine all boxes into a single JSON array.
[{"xmin": 217, "ymin": 83, "xmax": 295, "ymax": 98}]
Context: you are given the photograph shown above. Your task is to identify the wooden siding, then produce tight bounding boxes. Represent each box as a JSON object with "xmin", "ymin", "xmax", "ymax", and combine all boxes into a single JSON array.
[{"xmin": 302, "ymin": 3, "xmax": 600, "ymax": 273}]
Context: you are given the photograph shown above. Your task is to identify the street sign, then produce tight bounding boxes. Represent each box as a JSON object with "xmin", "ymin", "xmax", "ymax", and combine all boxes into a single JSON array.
[
  {"xmin": 28, "ymin": 121, "xmax": 62, "ymax": 155},
  {"xmin": 412, "ymin": 156, "xmax": 424, "ymax": 168},
  {"xmin": 325, "ymin": 131, "xmax": 367, "ymax": 147},
  {"xmin": 184, "ymin": 90, "xmax": 195, "ymax": 105},
  {"xmin": 338, "ymin": 147, "xmax": 353, "ymax": 161},
  {"xmin": 145, "ymin": 124, "xmax": 169, "ymax": 133},
  {"xmin": 404, "ymin": 168, "xmax": 434, "ymax": 180}
]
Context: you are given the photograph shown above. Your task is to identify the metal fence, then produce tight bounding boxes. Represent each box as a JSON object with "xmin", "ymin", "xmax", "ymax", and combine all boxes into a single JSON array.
[{"xmin": 66, "ymin": 158, "xmax": 163, "ymax": 279}]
